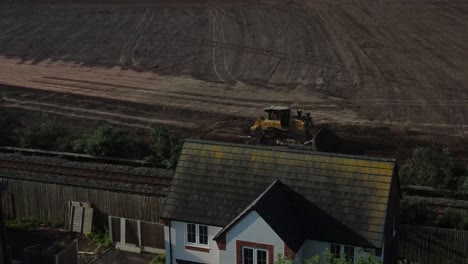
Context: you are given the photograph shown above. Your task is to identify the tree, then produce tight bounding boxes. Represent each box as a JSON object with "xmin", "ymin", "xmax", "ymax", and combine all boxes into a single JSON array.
[
  {"xmin": 146, "ymin": 127, "xmax": 183, "ymax": 169},
  {"xmin": 400, "ymin": 147, "xmax": 468, "ymax": 191},
  {"xmin": 77, "ymin": 125, "xmax": 129, "ymax": 156},
  {"xmin": 0, "ymin": 102, "xmax": 15, "ymax": 145},
  {"xmin": 14, "ymin": 116, "xmax": 62, "ymax": 149}
]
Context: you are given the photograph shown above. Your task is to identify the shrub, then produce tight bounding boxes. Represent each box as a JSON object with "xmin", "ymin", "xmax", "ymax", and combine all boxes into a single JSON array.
[
  {"xmin": 14, "ymin": 116, "xmax": 63, "ymax": 149},
  {"xmin": 398, "ymin": 260, "xmax": 419, "ymax": 264},
  {"xmin": 79, "ymin": 125, "xmax": 129, "ymax": 156},
  {"xmin": 275, "ymin": 250, "xmax": 381, "ymax": 264},
  {"xmin": 435, "ymin": 209, "xmax": 464, "ymax": 229},
  {"xmin": 0, "ymin": 105, "xmax": 14, "ymax": 145},
  {"xmin": 461, "ymin": 216, "xmax": 468, "ymax": 231},
  {"xmin": 400, "ymin": 200, "xmax": 437, "ymax": 225},
  {"xmin": 400, "ymin": 147, "xmax": 468, "ymax": 191},
  {"xmin": 150, "ymin": 254, "xmax": 166, "ymax": 264},
  {"xmin": 146, "ymin": 127, "xmax": 183, "ymax": 169},
  {"xmin": 86, "ymin": 228, "xmax": 112, "ymax": 248},
  {"xmin": 6, "ymin": 218, "xmax": 40, "ymax": 229}
]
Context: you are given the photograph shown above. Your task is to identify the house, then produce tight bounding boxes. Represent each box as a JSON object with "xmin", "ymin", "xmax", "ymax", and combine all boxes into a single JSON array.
[{"xmin": 162, "ymin": 140, "xmax": 400, "ymax": 264}]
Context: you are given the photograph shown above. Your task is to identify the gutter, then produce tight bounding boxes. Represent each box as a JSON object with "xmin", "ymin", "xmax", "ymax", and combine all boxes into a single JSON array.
[{"xmin": 169, "ymin": 220, "xmax": 173, "ymax": 264}]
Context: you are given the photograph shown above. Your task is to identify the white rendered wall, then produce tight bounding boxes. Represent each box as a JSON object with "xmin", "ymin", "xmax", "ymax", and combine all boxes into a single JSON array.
[
  {"xmin": 164, "ymin": 220, "xmax": 222, "ymax": 264},
  {"xmin": 292, "ymin": 246, "xmax": 304, "ymax": 264},
  {"xmin": 219, "ymin": 211, "xmax": 285, "ymax": 264},
  {"xmin": 299, "ymin": 240, "xmax": 330, "ymax": 261}
]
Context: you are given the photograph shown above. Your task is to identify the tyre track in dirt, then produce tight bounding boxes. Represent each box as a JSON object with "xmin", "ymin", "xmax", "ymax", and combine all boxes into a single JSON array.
[
  {"xmin": 210, "ymin": 9, "xmax": 225, "ymax": 82},
  {"xmin": 212, "ymin": 8, "xmax": 238, "ymax": 84},
  {"xmin": 131, "ymin": 8, "xmax": 156, "ymax": 70},
  {"xmin": 119, "ymin": 8, "xmax": 149, "ymax": 68},
  {"xmin": 1, "ymin": 0, "xmax": 468, "ymax": 139}
]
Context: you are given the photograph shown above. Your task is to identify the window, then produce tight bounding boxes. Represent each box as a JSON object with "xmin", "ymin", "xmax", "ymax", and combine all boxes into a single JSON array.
[
  {"xmin": 187, "ymin": 224, "xmax": 197, "ymax": 243},
  {"xmin": 243, "ymin": 247, "xmax": 268, "ymax": 264},
  {"xmin": 243, "ymin": 248, "xmax": 254, "ymax": 264},
  {"xmin": 330, "ymin": 243, "xmax": 341, "ymax": 259},
  {"xmin": 329, "ymin": 244, "xmax": 355, "ymax": 263},
  {"xmin": 199, "ymin": 225, "xmax": 208, "ymax": 245},
  {"xmin": 344, "ymin": 246, "xmax": 355, "ymax": 262},
  {"xmin": 186, "ymin": 223, "xmax": 208, "ymax": 246},
  {"xmin": 257, "ymin": 249, "xmax": 267, "ymax": 264}
]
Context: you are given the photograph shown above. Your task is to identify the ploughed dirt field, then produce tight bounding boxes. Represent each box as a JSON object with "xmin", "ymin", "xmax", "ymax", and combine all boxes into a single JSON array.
[{"xmin": 0, "ymin": 0, "xmax": 467, "ymax": 159}]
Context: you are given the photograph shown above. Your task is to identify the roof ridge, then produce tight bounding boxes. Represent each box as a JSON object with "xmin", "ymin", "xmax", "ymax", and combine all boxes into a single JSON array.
[
  {"xmin": 184, "ymin": 139, "xmax": 396, "ymax": 163},
  {"xmin": 213, "ymin": 179, "xmax": 283, "ymax": 240}
]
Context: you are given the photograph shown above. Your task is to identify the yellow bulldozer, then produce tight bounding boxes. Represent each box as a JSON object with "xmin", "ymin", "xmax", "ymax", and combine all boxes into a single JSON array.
[{"xmin": 250, "ymin": 106, "xmax": 338, "ymax": 152}]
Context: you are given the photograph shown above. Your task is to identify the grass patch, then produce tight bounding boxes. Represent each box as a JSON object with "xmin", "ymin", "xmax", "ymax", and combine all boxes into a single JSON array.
[
  {"xmin": 150, "ymin": 253, "xmax": 166, "ymax": 264},
  {"xmin": 6, "ymin": 218, "xmax": 40, "ymax": 229},
  {"xmin": 86, "ymin": 228, "xmax": 112, "ymax": 248}
]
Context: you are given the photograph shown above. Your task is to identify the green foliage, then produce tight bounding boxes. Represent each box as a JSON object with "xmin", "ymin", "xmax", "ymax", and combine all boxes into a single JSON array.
[
  {"xmin": 0, "ymin": 104, "xmax": 14, "ymax": 145},
  {"xmin": 398, "ymin": 260, "xmax": 419, "ymax": 264},
  {"xmin": 400, "ymin": 200, "xmax": 437, "ymax": 225},
  {"xmin": 401, "ymin": 200, "xmax": 468, "ymax": 229},
  {"xmin": 150, "ymin": 254, "xmax": 166, "ymax": 264},
  {"xmin": 6, "ymin": 218, "xmax": 40, "ymax": 229},
  {"xmin": 400, "ymin": 147, "xmax": 468, "ymax": 191},
  {"xmin": 355, "ymin": 251, "xmax": 381, "ymax": 264},
  {"xmin": 76, "ymin": 125, "xmax": 129, "ymax": 156},
  {"xmin": 275, "ymin": 255, "xmax": 293, "ymax": 264},
  {"xmin": 86, "ymin": 228, "xmax": 112, "ymax": 248},
  {"xmin": 1, "ymin": 108, "xmax": 184, "ymax": 164},
  {"xmin": 275, "ymin": 250, "xmax": 381, "ymax": 264},
  {"xmin": 462, "ymin": 176, "xmax": 468, "ymax": 191},
  {"xmin": 145, "ymin": 127, "xmax": 183, "ymax": 169},
  {"xmin": 435, "ymin": 208, "xmax": 467, "ymax": 229},
  {"xmin": 461, "ymin": 216, "xmax": 468, "ymax": 231},
  {"xmin": 14, "ymin": 116, "xmax": 63, "ymax": 149}
]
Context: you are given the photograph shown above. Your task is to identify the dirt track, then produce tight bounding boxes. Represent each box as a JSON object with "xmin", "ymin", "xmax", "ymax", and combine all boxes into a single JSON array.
[{"xmin": 0, "ymin": 0, "xmax": 467, "ymax": 158}]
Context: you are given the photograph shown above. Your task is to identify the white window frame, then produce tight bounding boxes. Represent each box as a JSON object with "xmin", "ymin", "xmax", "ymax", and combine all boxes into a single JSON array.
[
  {"xmin": 329, "ymin": 243, "xmax": 356, "ymax": 262},
  {"xmin": 185, "ymin": 223, "xmax": 209, "ymax": 247},
  {"xmin": 242, "ymin": 246, "xmax": 268, "ymax": 264}
]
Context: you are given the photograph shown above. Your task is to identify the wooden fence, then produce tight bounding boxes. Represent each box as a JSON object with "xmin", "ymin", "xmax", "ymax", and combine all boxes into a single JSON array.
[
  {"xmin": 109, "ymin": 216, "xmax": 165, "ymax": 253},
  {"xmin": 398, "ymin": 225, "xmax": 468, "ymax": 264},
  {"xmin": 1, "ymin": 179, "xmax": 165, "ymax": 228}
]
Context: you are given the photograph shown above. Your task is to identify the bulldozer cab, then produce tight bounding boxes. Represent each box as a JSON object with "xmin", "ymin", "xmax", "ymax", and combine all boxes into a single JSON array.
[{"xmin": 264, "ymin": 106, "xmax": 290, "ymax": 128}]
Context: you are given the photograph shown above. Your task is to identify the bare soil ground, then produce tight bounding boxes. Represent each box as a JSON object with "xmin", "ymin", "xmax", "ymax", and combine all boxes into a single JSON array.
[{"xmin": 0, "ymin": 0, "xmax": 467, "ymax": 160}]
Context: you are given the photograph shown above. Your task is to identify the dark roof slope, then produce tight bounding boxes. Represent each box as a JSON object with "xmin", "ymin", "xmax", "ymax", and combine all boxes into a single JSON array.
[
  {"xmin": 214, "ymin": 180, "xmax": 305, "ymax": 251},
  {"xmin": 214, "ymin": 180, "xmax": 373, "ymax": 251},
  {"xmin": 162, "ymin": 140, "xmax": 396, "ymax": 248}
]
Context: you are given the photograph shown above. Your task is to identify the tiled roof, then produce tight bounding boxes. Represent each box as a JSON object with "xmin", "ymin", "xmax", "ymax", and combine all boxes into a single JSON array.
[
  {"xmin": 214, "ymin": 180, "xmax": 376, "ymax": 251},
  {"xmin": 162, "ymin": 140, "xmax": 397, "ymax": 248}
]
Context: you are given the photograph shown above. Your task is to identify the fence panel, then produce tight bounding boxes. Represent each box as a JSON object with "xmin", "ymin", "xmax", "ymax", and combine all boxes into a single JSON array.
[
  {"xmin": 398, "ymin": 225, "xmax": 468, "ymax": 264},
  {"xmin": 109, "ymin": 216, "xmax": 165, "ymax": 254},
  {"xmin": 1, "ymin": 179, "xmax": 165, "ymax": 228},
  {"xmin": 141, "ymin": 221, "xmax": 165, "ymax": 250}
]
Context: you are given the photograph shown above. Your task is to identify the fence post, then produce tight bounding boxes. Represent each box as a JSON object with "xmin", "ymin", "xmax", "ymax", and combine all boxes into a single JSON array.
[
  {"xmin": 108, "ymin": 216, "xmax": 113, "ymax": 243},
  {"xmin": 137, "ymin": 220, "xmax": 142, "ymax": 249},
  {"xmin": 120, "ymin": 218, "xmax": 126, "ymax": 245}
]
